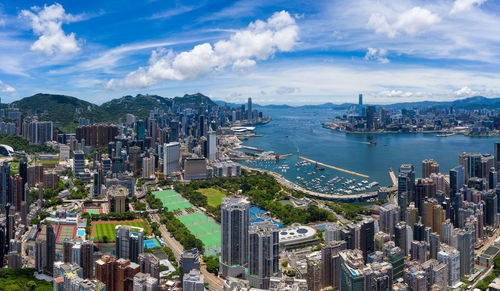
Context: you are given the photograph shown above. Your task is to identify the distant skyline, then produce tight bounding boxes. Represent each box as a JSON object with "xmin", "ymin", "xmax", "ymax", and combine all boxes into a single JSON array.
[{"xmin": 1, "ymin": 0, "xmax": 500, "ymax": 105}]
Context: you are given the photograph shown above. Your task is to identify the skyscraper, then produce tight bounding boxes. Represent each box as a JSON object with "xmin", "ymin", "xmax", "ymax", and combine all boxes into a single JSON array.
[
  {"xmin": 115, "ymin": 225, "xmax": 144, "ymax": 263},
  {"xmin": 180, "ymin": 248, "xmax": 200, "ymax": 281},
  {"xmin": 321, "ymin": 240, "xmax": 346, "ymax": 289},
  {"xmin": 450, "ymin": 166, "xmax": 464, "ymax": 197},
  {"xmin": 456, "ymin": 228, "xmax": 474, "ymax": 277},
  {"xmin": 379, "ymin": 203, "xmax": 399, "ymax": 236},
  {"xmin": 358, "ymin": 94, "xmax": 363, "ymax": 116},
  {"xmin": 467, "ymin": 153, "xmax": 482, "ymax": 180},
  {"xmin": 437, "ymin": 244, "xmax": 460, "ymax": 287},
  {"xmin": 139, "ymin": 252, "xmax": 160, "ymax": 279},
  {"xmin": 485, "ymin": 191, "xmax": 498, "ymax": 226},
  {"xmin": 360, "ymin": 218, "xmax": 375, "ymax": 262},
  {"xmin": 495, "ymin": 142, "xmax": 500, "ymax": 171},
  {"xmin": 163, "ymin": 142, "xmax": 180, "ymax": 176},
  {"xmin": 220, "ymin": 195, "xmax": 250, "ymax": 278},
  {"xmin": 73, "ymin": 151, "xmax": 85, "ymax": 175},
  {"xmin": 247, "ymin": 220, "xmax": 279, "ymax": 289},
  {"xmin": 247, "ymin": 97, "xmax": 253, "ymax": 121},
  {"xmin": 81, "ymin": 241, "xmax": 94, "ymax": 279},
  {"xmin": 0, "ymin": 163, "xmax": 10, "ymax": 206},
  {"xmin": 339, "ymin": 249, "xmax": 365, "ymax": 291},
  {"xmin": 207, "ymin": 132, "xmax": 217, "ymax": 161},
  {"xmin": 46, "ymin": 224, "xmax": 56, "ymax": 275}
]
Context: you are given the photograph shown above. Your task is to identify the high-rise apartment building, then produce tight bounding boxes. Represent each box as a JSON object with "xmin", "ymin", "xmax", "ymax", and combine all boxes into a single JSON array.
[
  {"xmin": 115, "ymin": 225, "xmax": 144, "ymax": 263},
  {"xmin": 247, "ymin": 220, "xmax": 279, "ymax": 289},
  {"xmin": 220, "ymin": 195, "xmax": 250, "ymax": 278},
  {"xmin": 163, "ymin": 142, "xmax": 180, "ymax": 176}
]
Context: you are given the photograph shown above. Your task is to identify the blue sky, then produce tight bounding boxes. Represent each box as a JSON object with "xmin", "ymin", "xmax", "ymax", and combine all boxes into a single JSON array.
[{"xmin": 0, "ymin": 0, "xmax": 500, "ymax": 105}]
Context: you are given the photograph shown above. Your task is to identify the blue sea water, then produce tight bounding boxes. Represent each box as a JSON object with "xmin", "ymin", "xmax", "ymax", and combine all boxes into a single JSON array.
[{"xmin": 239, "ymin": 107, "xmax": 500, "ymax": 193}]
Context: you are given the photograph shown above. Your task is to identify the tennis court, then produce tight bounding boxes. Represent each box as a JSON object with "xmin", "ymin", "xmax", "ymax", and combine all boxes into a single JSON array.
[
  {"xmin": 144, "ymin": 238, "xmax": 161, "ymax": 249},
  {"xmin": 187, "ymin": 221, "xmax": 220, "ymax": 236},
  {"xmin": 165, "ymin": 201, "xmax": 192, "ymax": 211},
  {"xmin": 198, "ymin": 231, "xmax": 222, "ymax": 250},
  {"xmin": 178, "ymin": 213, "xmax": 209, "ymax": 226}
]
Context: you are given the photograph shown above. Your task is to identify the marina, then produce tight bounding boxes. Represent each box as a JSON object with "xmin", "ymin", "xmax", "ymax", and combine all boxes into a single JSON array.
[{"xmin": 234, "ymin": 107, "xmax": 499, "ymax": 197}]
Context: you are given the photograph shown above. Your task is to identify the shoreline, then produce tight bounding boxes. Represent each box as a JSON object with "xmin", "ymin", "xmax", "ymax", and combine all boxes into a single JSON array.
[
  {"xmin": 240, "ymin": 164, "xmax": 384, "ymax": 202},
  {"xmin": 224, "ymin": 135, "xmax": 388, "ymax": 201},
  {"xmin": 321, "ymin": 123, "xmax": 500, "ymax": 136}
]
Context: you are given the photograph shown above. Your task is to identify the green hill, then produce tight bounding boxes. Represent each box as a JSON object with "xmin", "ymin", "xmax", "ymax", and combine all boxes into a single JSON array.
[
  {"xmin": 13, "ymin": 93, "xmax": 109, "ymax": 133},
  {"xmin": 100, "ymin": 94, "xmax": 172, "ymax": 121},
  {"xmin": 11, "ymin": 93, "xmax": 217, "ymax": 133}
]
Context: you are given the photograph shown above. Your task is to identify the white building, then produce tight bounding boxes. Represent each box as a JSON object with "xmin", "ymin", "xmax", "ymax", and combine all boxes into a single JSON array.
[
  {"xmin": 60, "ymin": 144, "xmax": 70, "ymax": 161},
  {"xmin": 437, "ymin": 244, "xmax": 460, "ymax": 287},
  {"xmin": 163, "ymin": 142, "xmax": 180, "ymax": 176}
]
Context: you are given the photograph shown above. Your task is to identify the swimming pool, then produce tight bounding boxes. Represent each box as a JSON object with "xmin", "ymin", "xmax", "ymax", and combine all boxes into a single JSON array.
[{"xmin": 77, "ymin": 229, "xmax": 85, "ymax": 237}]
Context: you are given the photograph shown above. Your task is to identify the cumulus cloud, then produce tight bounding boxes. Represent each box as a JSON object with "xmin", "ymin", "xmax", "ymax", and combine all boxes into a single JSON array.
[
  {"xmin": 450, "ymin": 0, "xmax": 487, "ymax": 14},
  {"xmin": 276, "ymin": 86, "xmax": 301, "ymax": 95},
  {"xmin": 106, "ymin": 10, "xmax": 299, "ymax": 89},
  {"xmin": 364, "ymin": 48, "xmax": 389, "ymax": 63},
  {"xmin": 20, "ymin": 3, "xmax": 81, "ymax": 55},
  {"xmin": 455, "ymin": 86, "xmax": 476, "ymax": 97},
  {"xmin": 379, "ymin": 90, "xmax": 415, "ymax": 98},
  {"xmin": 0, "ymin": 81, "xmax": 15, "ymax": 93},
  {"xmin": 368, "ymin": 7, "xmax": 441, "ymax": 38}
]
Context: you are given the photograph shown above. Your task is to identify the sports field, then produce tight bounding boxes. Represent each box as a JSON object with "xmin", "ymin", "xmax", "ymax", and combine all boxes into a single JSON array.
[
  {"xmin": 177, "ymin": 211, "xmax": 222, "ymax": 253},
  {"xmin": 197, "ymin": 188, "xmax": 225, "ymax": 207},
  {"xmin": 152, "ymin": 190, "xmax": 192, "ymax": 211},
  {"xmin": 91, "ymin": 220, "xmax": 150, "ymax": 242},
  {"xmin": 177, "ymin": 213, "xmax": 208, "ymax": 225},
  {"xmin": 36, "ymin": 224, "xmax": 77, "ymax": 252},
  {"xmin": 186, "ymin": 221, "xmax": 220, "ymax": 236},
  {"xmin": 85, "ymin": 208, "xmax": 101, "ymax": 215},
  {"xmin": 198, "ymin": 231, "xmax": 222, "ymax": 250}
]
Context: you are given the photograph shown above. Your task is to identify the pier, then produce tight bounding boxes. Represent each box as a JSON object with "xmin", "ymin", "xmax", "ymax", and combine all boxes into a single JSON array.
[
  {"xmin": 388, "ymin": 168, "xmax": 397, "ymax": 186},
  {"xmin": 297, "ymin": 156, "xmax": 370, "ymax": 178},
  {"xmin": 237, "ymin": 145, "xmax": 265, "ymax": 152}
]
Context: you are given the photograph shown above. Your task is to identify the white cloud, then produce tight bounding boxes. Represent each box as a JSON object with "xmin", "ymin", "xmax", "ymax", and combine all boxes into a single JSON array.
[
  {"xmin": 455, "ymin": 86, "xmax": 475, "ymax": 97},
  {"xmin": 149, "ymin": 5, "xmax": 196, "ymax": 19},
  {"xmin": 20, "ymin": 3, "xmax": 81, "ymax": 56},
  {"xmin": 378, "ymin": 90, "xmax": 415, "ymax": 98},
  {"xmin": 0, "ymin": 81, "xmax": 15, "ymax": 93},
  {"xmin": 107, "ymin": 10, "xmax": 299, "ymax": 89},
  {"xmin": 276, "ymin": 86, "xmax": 301, "ymax": 95},
  {"xmin": 368, "ymin": 6, "xmax": 441, "ymax": 38},
  {"xmin": 364, "ymin": 48, "xmax": 389, "ymax": 63},
  {"xmin": 450, "ymin": 0, "xmax": 487, "ymax": 14}
]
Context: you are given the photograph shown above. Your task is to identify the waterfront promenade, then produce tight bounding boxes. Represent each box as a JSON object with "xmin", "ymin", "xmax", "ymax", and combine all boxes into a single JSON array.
[{"xmin": 241, "ymin": 165, "xmax": 379, "ymax": 201}]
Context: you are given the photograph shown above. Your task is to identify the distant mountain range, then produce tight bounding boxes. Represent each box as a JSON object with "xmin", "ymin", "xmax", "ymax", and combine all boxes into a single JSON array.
[
  {"xmin": 215, "ymin": 96, "xmax": 500, "ymax": 110},
  {"xmin": 11, "ymin": 93, "xmax": 216, "ymax": 133},
  {"xmin": 9, "ymin": 93, "xmax": 500, "ymax": 133}
]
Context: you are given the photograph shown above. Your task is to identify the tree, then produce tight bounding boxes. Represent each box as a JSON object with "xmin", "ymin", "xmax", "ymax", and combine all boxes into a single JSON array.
[{"xmin": 205, "ymin": 256, "xmax": 219, "ymax": 275}]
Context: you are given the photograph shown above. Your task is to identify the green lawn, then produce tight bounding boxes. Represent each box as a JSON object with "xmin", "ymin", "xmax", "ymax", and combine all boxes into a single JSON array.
[
  {"xmin": 186, "ymin": 221, "xmax": 220, "ymax": 236},
  {"xmin": 178, "ymin": 213, "xmax": 209, "ymax": 226},
  {"xmin": 198, "ymin": 231, "xmax": 222, "ymax": 250},
  {"xmin": 197, "ymin": 188, "xmax": 226, "ymax": 207},
  {"xmin": 92, "ymin": 220, "xmax": 150, "ymax": 242}
]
